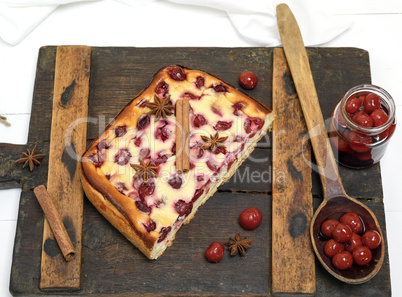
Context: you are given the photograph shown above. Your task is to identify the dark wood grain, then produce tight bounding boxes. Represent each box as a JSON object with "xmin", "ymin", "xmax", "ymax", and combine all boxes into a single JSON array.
[
  {"xmin": 0, "ymin": 143, "xmax": 27, "ymax": 190},
  {"xmin": 271, "ymin": 48, "xmax": 315, "ymax": 295},
  {"xmin": 8, "ymin": 46, "xmax": 391, "ymax": 296},
  {"xmin": 0, "ymin": 142, "xmax": 49, "ymax": 190}
]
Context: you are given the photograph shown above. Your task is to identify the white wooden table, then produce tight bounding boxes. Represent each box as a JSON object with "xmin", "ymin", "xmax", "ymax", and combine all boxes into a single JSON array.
[{"xmin": 1, "ymin": 1, "xmax": 401, "ymax": 296}]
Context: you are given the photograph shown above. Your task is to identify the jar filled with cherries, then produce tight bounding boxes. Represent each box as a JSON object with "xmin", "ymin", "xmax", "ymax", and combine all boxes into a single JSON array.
[{"xmin": 329, "ymin": 84, "xmax": 396, "ymax": 168}]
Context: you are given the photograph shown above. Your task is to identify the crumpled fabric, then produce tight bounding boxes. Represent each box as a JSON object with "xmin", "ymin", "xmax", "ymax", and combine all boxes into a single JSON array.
[{"xmin": 0, "ymin": 0, "xmax": 353, "ymax": 46}]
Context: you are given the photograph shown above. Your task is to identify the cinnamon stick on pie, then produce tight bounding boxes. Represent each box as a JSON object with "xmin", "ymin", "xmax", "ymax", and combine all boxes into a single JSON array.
[
  {"xmin": 175, "ymin": 97, "xmax": 190, "ymax": 172},
  {"xmin": 175, "ymin": 99, "xmax": 184, "ymax": 172},
  {"xmin": 182, "ymin": 97, "xmax": 190, "ymax": 172}
]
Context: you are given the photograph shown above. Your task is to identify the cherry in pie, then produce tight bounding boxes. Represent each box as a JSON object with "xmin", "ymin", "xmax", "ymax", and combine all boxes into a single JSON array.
[{"xmin": 81, "ymin": 66, "xmax": 274, "ymax": 259}]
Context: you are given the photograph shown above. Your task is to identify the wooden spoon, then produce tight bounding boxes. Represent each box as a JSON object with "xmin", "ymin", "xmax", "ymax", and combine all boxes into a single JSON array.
[{"xmin": 276, "ymin": 3, "xmax": 384, "ymax": 284}]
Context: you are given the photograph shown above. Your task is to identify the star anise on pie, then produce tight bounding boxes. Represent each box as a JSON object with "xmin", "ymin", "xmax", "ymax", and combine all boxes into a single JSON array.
[
  {"xmin": 146, "ymin": 94, "xmax": 174, "ymax": 120},
  {"xmin": 15, "ymin": 143, "xmax": 46, "ymax": 171},
  {"xmin": 200, "ymin": 132, "xmax": 228, "ymax": 152},
  {"xmin": 130, "ymin": 158, "xmax": 158, "ymax": 183},
  {"xmin": 224, "ymin": 233, "xmax": 253, "ymax": 256}
]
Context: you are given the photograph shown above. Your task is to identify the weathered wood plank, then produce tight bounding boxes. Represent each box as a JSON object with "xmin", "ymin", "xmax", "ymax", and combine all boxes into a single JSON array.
[
  {"xmin": 39, "ymin": 46, "xmax": 91, "ymax": 291},
  {"xmin": 271, "ymin": 48, "xmax": 315, "ymax": 295}
]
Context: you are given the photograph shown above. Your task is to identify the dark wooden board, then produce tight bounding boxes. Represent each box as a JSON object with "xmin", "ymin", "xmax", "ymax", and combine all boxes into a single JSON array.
[{"xmin": 6, "ymin": 46, "xmax": 390, "ymax": 296}]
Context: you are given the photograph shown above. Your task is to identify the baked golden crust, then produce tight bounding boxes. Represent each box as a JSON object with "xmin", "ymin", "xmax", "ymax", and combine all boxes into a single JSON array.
[{"xmin": 81, "ymin": 66, "xmax": 273, "ymax": 259}]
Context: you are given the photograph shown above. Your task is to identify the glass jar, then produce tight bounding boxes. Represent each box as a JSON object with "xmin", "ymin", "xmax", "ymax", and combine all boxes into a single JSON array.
[{"xmin": 329, "ymin": 84, "xmax": 396, "ymax": 168}]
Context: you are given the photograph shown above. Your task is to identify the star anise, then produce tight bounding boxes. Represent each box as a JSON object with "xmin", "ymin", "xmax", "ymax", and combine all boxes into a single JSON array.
[
  {"xmin": 146, "ymin": 94, "xmax": 174, "ymax": 120},
  {"xmin": 224, "ymin": 233, "xmax": 253, "ymax": 256},
  {"xmin": 15, "ymin": 143, "xmax": 46, "ymax": 171},
  {"xmin": 200, "ymin": 132, "xmax": 228, "ymax": 152},
  {"xmin": 130, "ymin": 158, "xmax": 158, "ymax": 183}
]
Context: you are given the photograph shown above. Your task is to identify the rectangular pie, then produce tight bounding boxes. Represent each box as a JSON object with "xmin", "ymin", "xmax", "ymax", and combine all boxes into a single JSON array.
[{"xmin": 81, "ymin": 66, "xmax": 274, "ymax": 259}]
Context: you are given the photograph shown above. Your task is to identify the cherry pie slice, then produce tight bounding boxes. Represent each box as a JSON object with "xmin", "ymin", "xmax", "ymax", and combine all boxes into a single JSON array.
[{"xmin": 81, "ymin": 66, "xmax": 274, "ymax": 259}]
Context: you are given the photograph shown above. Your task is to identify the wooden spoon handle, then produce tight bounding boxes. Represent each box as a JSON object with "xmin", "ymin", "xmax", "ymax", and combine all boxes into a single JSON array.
[{"xmin": 276, "ymin": 4, "xmax": 345, "ymax": 199}]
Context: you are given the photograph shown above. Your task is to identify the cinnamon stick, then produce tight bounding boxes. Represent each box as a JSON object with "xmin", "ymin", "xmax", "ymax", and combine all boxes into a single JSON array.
[
  {"xmin": 182, "ymin": 97, "xmax": 190, "ymax": 172},
  {"xmin": 175, "ymin": 99, "xmax": 183, "ymax": 172},
  {"xmin": 34, "ymin": 185, "xmax": 76, "ymax": 262}
]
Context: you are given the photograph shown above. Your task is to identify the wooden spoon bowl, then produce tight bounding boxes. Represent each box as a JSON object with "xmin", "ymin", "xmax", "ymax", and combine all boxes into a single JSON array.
[
  {"xmin": 311, "ymin": 195, "xmax": 384, "ymax": 284},
  {"xmin": 277, "ymin": 3, "xmax": 385, "ymax": 284}
]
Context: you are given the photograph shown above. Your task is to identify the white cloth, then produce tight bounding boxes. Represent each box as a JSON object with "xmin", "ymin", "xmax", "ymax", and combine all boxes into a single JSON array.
[{"xmin": 0, "ymin": 0, "xmax": 353, "ymax": 46}]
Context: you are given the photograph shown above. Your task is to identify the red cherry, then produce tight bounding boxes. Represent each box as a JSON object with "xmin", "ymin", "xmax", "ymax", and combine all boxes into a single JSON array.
[
  {"xmin": 345, "ymin": 97, "xmax": 361, "ymax": 114},
  {"xmin": 379, "ymin": 123, "xmax": 395, "ymax": 140},
  {"xmin": 88, "ymin": 151, "xmax": 105, "ymax": 167},
  {"xmin": 244, "ymin": 118, "xmax": 252, "ymax": 134},
  {"xmin": 115, "ymin": 125, "xmax": 127, "ymax": 137},
  {"xmin": 345, "ymin": 232, "xmax": 363, "ymax": 253},
  {"xmin": 206, "ymin": 160, "xmax": 219, "ymax": 172},
  {"xmin": 364, "ymin": 92, "xmax": 381, "ymax": 114},
  {"xmin": 357, "ymin": 94, "xmax": 366, "ymax": 106},
  {"xmin": 196, "ymin": 147, "xmax": 205, "ymax": 159},
  {"xmin": 353, "ymin": 246, "xmax": 372, "ymax": 266},
  {"xmin": 352, "ymin": 110, "xmax": 374, "ymax": 127},
  {"xmin": 133, "ymin": 136, "xmax": 142, "ymax": 147},
  {"xmin": 143, "ymin": 220, "xmax": 156, "ymax": 232},
  {"xmin": 155, "ymin": 153, "xmax": 168, "ymax": 165},
  {"xmin": 214, "ymin": 120, "xmax": 233, "ymax": 131},
  {"xmin": 168, "ymin": 175, "xmax": 183, "ymax": 189},
  {"xmin": 332, "ymin": 251, "xmax": 353, "ymax": 270},
  {"xmin": 193, "ymin": 114, "xmax": 208, "ymax": 128},
  {"xmin": 330, "ymin": 136, "xmax": 351, "ymax": 153},
  {"xmin": 174, "ymin": 199, "xmax": 193, "ymax": 217},
  {"xmin": 324, "ymin": 239, "xmax": 345, "ymax": 258},
  {"xmin": 135, "ymin": 201, "xmax": 152, "ymax": 214},
  {"xmin": 362, "ymin": 230, "xmax": 381, "ymax": 249},
  {"xmin": 332, "ymin": 223, "xmax": 353, "ymax": 243},
  {"xmin": 139, "ymin": 147, "xmax": 150, "ymax": 159},
  {"xmin": 97, "ymin": 139, "xmax": 110, "ymax": 150},
  {"xmin": 320, "ymin": 219, "xmax": 340, "ymax": 238},
  {"xmin": 214, "ymin": 146, "xmax": 227, "ymax": 155},
  {"xmin": 205, "ymin": 241, "xmax": 224, "ymax": 263},
  {"xmin": 348, "ymin": 131, "xmax": 373, "ymax": 153},
  {"xmin": 232, "ymin": 102, "xmax": 246, "ymax": 116},
  {"xmin": 168, "ymin": 66, "xmax": 186, "ymax": 81},
  {"xmin": 340, "ymin": 212, "xmax": 363, "ymax": 234},
  {"xmin": 115, "ymin": 182, "xmax": 128, "ymax": 194},
  {"xmin": 137, "ymin": 114, "xmax": 151, "ymax": 130},
  {"xmin": 213, "ymin": 84, "xmax": 227, "ymax": 93},
  {"xmin": 239, "ymin": 71, "xmax": 258, "ymax": 90},
  {"xmin": 195, "ymin": 76, "xmax": 205, "ymax": 89},
  {"xmin": 155, "ymin": 81, "xmax": 169, "ymax": 96},
  {"xmin": 138, "ymin": 181, "xmax": 155, "ymax": 198},
  {"xmin": 370, "ymin": 108, "xmax": 389, "ymax": 127},
  {"xmin": 191, "ymin": 188, "xmax": 204, "ymax": 202},
  {"xmin": 239, "ymin": 207, "xmax": 262, "ymax": 229},
  {"xmin": 114, "ymin": 148, "xmax": 132, "ymax": 166},
  {"xmin": 157, "ymin": 226, "xmax": 171, "ymax": 243}
]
